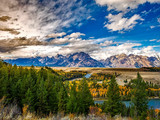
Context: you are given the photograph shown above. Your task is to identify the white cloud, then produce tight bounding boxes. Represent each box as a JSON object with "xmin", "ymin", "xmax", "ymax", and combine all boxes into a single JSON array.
[
  {"xmin": 105, "ymin": 13, "xmax": 143, "ymax": 32},
  {"xmin": 95, "ymin": 0, "xmax": 160, "ymax": 32},
  {"xmin": 158, "ymin": 18, "xmax": 160, "ymax": 23},
  {"xmin": 150, "ymin": 39, "xmax": 156, "ymax": 42},
  {"xmin": 100, "ymin": 41, "xmax": 114, "ymax": 46},
  {"xmin": 150, "ymin": 39, "xmax": 160, "ymax": 42},
  {"xmin": 95, "ymin": 0, "xmax": 160, "ymax": 12},
  {"xmin": 47, "ymin": 32, "xmax": 66, "ymax": 38},
  {"xmin": 150, "ymin": 26, "xmax": 155, "ymax": 29},
  {"xmin": 92, "ymin": 36, "xmax": 117, "ymax": 44},
  {"xmin": 67, "ymin": 32, "xmax": 85, "ymax": 38},
  {"xmin": 87, "ymin": 16, "xmax": 96, "ymax": 21},
  {"xmin": 90, "ymin": 43, "xmax": 160, "ymax": 60}
]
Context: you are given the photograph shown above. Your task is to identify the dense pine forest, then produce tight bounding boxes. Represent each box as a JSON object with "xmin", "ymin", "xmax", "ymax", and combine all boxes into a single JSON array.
[{"xmin": 0, "ymin": 60, "xmax": 160, "ymax": 119}]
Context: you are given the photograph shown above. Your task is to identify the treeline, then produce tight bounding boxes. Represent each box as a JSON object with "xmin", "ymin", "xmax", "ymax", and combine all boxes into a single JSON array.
[
  {"xmin": 140, "ymin": 67, "xmax": 160, "ymax": 72},
  {"xmin": 0, "ymin": 61, "xmax": 93, "ymax": 116},
  {"xmin": 58, "ymin": 70, "xmax": 87, "ymax": 80},
  {"xmin": 87, "ymin": 73, "xmax": 118, "ymax": 81},
  {"xmin": 126, "ymin": 78, "xmax": 160, "ymax": 98}
]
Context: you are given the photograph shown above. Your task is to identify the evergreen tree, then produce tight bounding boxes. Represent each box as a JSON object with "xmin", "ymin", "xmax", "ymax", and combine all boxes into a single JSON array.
[
  {"xmin": 24, "ymin": 88, "xmax": 35, "ymax": 111},
  {"xmin": 130, "ymin": 72, "xmax": 148, "ymax": 119},
  {"xmin": 77, "ymin": 79, "xmax": 94, "ymax": 115},
  {"xmin": 103, "ymin": 76, "xmax": 122, "ymax": 117},
  {"xmin": 0, "ymin": 66, "xmax": 8, "ymax": 98},
  {"xmin": 58, "ymin": 84, "xmax": 68, "ymax": 112},
  {"xmin": 67, "ymin": 82, "xmax": 78, "ymax": 113},
  {"xmin": 45, "ymin": 77, "xmax": 58, "ymax": 113},
  {"xmin": 36, "ymin": 79, "xmax": 48, "ymax": 115}
]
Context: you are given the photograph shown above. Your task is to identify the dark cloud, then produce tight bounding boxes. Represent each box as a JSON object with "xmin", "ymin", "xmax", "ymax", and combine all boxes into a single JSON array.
[
  {"xmin": 0, "ymin": 16, "xmax": 11, "ymax": 22},
  {"xmin": 0, "ymin": 37, "xmax": 46, "ymax": 52},
  {"xmin": 0, "ymin": 27, "xmax": 20, "ymax": 35},
  {"xmin": 59, "ymin": 43, "xmax": 100, "ymax": 55}
]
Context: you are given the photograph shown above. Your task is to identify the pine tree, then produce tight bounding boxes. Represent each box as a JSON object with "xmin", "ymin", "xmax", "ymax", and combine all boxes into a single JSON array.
[
  {"xmin": 130, "ymin": 72, "xmax": 148, "ymax": 119},
  {"xmin": 58, "ymin": 84, "xmax": 68, "ymax": 112},
  {"xmin": 24, "ymin": 88, "xmax": 35, "ymax": 111},
  {"xmin": 103, "ymin": 76, "xmax": 122, "ymax": 117},
  {"xmin": 67, "ymin": 82, "xmax": 78, "ymax": 113},
  {"xmin": 0, "ymin": 66, "xmax": 8, "ymax": 98},
  {"xmin": 45, "ymin": 77, "xmax": 58, "ymax": 113},
  {"xmin": 36, "ymin": 79, "xmax": 48, "ymax": 115},
  {"xmin": 77, "ymin": 79, "xmax": 94, "ymax": 115}
]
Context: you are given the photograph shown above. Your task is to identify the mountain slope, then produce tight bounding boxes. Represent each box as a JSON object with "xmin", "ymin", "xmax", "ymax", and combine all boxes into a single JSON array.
[
  {"xmin": 101, "ymin": 54, "xmax": 160, "ymax": 68},
  {"xmin": 5, "ymin": 52, "xmax": 104, "ymax": 67},
  {"xmin": 4, "ymin": 53, "xmax": 160, "ymax": 68}
]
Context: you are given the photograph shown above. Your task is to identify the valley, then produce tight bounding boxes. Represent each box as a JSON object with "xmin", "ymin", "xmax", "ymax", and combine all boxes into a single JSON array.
[{"xmin": 52, "ymin": 67, "xmax": 160, "ymax": 85}]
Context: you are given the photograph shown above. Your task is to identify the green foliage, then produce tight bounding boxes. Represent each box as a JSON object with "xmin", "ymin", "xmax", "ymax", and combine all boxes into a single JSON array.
[
  {"xmin": 58, "ymin": 85, "xmax": 68, "ymax": 112},
  {"xmin": 87, "ymin": 73, "xmax": 115, "ymax": 81},
  {"xmin": 0, "ymin": 61, "xmax": 65, "ymax": 115},
  {"xmin": 62, "ymin": 70, "xmax": 87, "ymax": 80},
  {"xmin": 77, "ymin": 79, "xmax": 94, "ymax": 115},
  {"xmin": 67, "ymin": 82, "xmax": 77, "ymax": 113},
  {"xmin": 130, "ymin": 72, "xmax": 148, "ymax": 118},
  {"xmin": 66, "ymin": 80, "xmax": 94, "ymax": 115},
  {"xmin": 103, "ymin": 76, "xmax": 122, "ymax": 117}
]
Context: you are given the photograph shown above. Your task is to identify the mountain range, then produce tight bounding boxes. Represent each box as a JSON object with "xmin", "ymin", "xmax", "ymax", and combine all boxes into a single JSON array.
[{"xmin": 4, "ymin": 52, "xmax": 160, "ymax": 68}]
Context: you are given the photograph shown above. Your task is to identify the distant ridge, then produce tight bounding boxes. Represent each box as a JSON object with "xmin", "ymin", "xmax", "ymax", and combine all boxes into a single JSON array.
[
  {"xmin": 101, "ymin": 53, "xmax": 160, "ymax": 68},
  {"xmin": 4, "ymin": 52, "xmax": 160, "ymax": 68}
]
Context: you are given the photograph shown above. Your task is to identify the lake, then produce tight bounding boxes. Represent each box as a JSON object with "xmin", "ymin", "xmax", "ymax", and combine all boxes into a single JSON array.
[{"xmin": 94, "ymin": 99, "xmax": 160, "ymax": 109}]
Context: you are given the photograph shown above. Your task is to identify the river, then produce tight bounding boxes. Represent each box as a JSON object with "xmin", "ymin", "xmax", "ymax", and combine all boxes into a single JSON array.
[{"xmin": 94, "ymin": 99, "xmax": 160, "ymax": 109}]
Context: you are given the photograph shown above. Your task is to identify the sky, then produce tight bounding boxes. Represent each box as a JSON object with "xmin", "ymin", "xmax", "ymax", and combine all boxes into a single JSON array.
[{"xmin": 0, "ymin": 0, "xmax": 160, "ymax": 60}]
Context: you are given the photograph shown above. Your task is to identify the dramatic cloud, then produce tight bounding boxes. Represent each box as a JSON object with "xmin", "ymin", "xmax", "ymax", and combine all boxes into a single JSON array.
[
  {"xmin": 0, "ymin": 34, "xmax": 114, "ymax": 59},
  {"xmin": 0, "ymin": 34, "xmax": 159, "ymax": 60},
  {"xmin": 0, "ymin": 0, "xmax": 159, "ymax": 60},
  {"xmin": 105, "ymin": 13, "xmax": 143, "ymax": 32},
  {"xmin": 0, "ymin": 0, "xmax": 92, "ymax": 56},
  {"xmin": 0, "ymin": 0, "xmax": 90, "ymax": 40}
]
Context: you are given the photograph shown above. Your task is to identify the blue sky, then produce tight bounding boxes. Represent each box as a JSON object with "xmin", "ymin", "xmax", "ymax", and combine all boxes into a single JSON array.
[{"xmin": 0, "ymin": 0, "xmax": 160, "ymax": 60}]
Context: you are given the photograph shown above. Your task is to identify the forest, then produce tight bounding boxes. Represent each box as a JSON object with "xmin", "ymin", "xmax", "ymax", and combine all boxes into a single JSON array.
[{"xmin": 0, "ymin": 60, "xmax": 160, "ymax": 120}]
